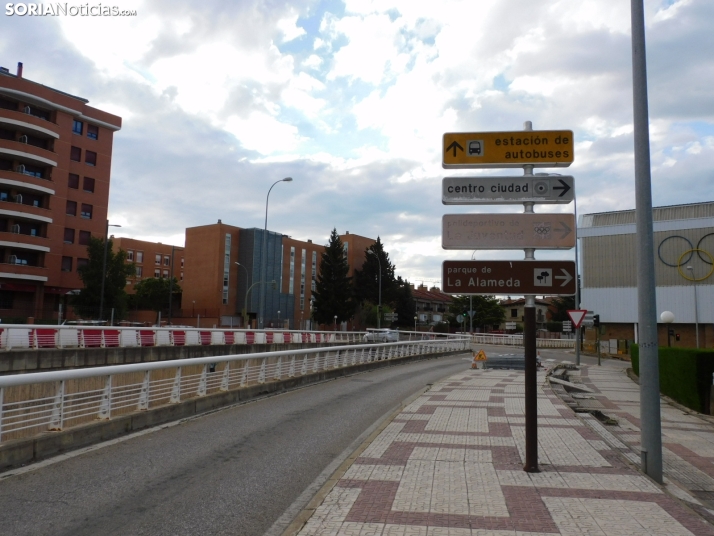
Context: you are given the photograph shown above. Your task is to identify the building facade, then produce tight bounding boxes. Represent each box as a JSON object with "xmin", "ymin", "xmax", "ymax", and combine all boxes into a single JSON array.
[
  {"xmin": 579, "ymin": 202, "xmax": 714, "ymax": 348},
  {"xmin": 112, "ymin": 236, "xmax": 184, "ymax": 291},
  {"xmin": 0, "ymin": 63, "xmax": 121, "ymax": 320},
  {"xmin": 412, "ymin": 285, "xmax": 452, "ymax": 326}
]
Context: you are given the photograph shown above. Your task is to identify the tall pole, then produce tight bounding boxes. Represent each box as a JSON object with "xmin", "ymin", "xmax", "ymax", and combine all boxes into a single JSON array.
[
  {"xmin": 99, "ymin": 221, "xmax": 121, "ymax": 322},
  {"xmin": 168, "ymin": 245, "xmax": 174, "ymax": 326},
  {"xmin": 368, "ymin": 250, "xmax": 382, "ymax": 329},
  {"xmin": 631, "ymin": 0, "xmax": 662, "ymax": 483},
  {"xmin": 687, "ymin": 266, "xmax": 699, "ymax": 348},
  {"xmin": 259, "ymin": 178, "xmax": 292, "ymax": 329},
  {"xmin": 574, "ymin": 195, "xmax": 581, "ymax": 366},
  {"xmin": 522, "ymin": 121, "xmax": 538, "ymax": 473}
]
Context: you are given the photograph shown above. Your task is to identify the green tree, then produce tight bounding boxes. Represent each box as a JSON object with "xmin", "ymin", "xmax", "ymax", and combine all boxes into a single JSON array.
[
  {"xmin": 448, "ymin": 295, "xmax": 505, "ymax": 331},
  {"xmin": 133, "ymin": 277, "xmax": 182, "ymax": 323},
  {"xmin": 353, "ymin": 237, "xmax": 398, "ymax": 307},
  {"xmin": 72, "ymin": 236, "xmax": 135, "ymax": 320},
  {"xmin": 312, "ymin": 229, "xmax": 356, "ymax": 325},
  {"xmin": 393, "ymin": 276, "xmax": 416, "ymax": 328},
  {"xmin": 549, "ymin": 296, "xmax": 576, "ymax": 321}
]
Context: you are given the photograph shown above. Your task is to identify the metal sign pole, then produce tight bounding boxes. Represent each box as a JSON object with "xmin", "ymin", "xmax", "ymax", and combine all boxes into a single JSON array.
[{"xmin": 522, "ymin": 121, "xmax": 539, "ymax": 473}]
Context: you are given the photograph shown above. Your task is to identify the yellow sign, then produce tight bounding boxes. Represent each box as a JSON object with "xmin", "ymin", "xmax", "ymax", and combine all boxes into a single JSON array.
[{"xmin": 443, "ymin": 130, "xmax": 574, "ymax": 169}]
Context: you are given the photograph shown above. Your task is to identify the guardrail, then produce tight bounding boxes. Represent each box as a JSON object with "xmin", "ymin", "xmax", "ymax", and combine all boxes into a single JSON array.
[
  {"xmin": 0, "ymin": 325, "xmax": 367, "ymax": 351},
  {"xmin": 0, "ymin": 336, "xmax": 469, "ymax": 444},
  {"xmin": 470, "ymin": 333, "xmax": 575, "ymax": 348}
]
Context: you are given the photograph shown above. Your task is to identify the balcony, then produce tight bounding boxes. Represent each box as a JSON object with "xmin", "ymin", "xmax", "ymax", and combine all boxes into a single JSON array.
[
  {"xmin": 0, "ymin": 232, "xmax": 51, "ymax": 252},
  {"xmin": 0, "ymin": 139, "xmax": 58, "ymax": 168},
  {"xmin": 0, "ymin": 262, "xmax": 48, "ymax": 282},
  {"xmin": 0, "ymin": 109, "xmax": 60, "ymax": 139},
  {"xmin": 0, "ymin": 174, "xmax": 55, "ymax": 195},
  {"xmin": 0, "ymin": 203, "xmax": 53, "ymax": 224}
]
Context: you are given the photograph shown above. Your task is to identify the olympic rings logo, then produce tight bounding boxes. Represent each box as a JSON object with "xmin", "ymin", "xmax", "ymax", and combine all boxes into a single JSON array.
[{"xmin": 657, "ymin": 234, "xmax": 714, "ymax": 282}]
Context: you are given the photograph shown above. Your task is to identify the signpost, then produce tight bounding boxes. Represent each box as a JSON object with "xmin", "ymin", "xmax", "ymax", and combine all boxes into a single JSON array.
[
  {"xmin": 384, "ymin": 313, "xmax": 398, "ymax": 322},
  {"xmin": 506, "ymin": 321, "xmax": 517, "ymax": 330},
  {"xmin": 442, "ymin": 213, "xmax": 575, "ymax": 250},
  {"xmin": 443, "ymin": 176, "xmax": 574, "ymax": 205},
  {"xmin": 443, "ymin": 130, "xmax": 574, "ymax": 168},
  {"xmin": 562, "ymin": 320, "xmax": 572, "ymax": 333},
  {"xmin": 442, "ymin": 260, "xmax": 576, "ymax": 295},
  {"xmin": 440, "ymin": 123, "xmax": 576, "ymax": 476}
]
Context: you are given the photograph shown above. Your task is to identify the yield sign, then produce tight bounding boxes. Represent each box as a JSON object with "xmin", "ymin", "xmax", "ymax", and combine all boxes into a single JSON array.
[{"xmin": 567, "ymin": 309, "xmax": 588, "ymax": 329}]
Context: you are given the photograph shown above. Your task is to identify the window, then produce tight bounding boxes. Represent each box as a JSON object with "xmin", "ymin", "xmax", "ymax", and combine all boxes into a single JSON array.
[
  {"xmin": 68, "ymin": 173, "xmax": 79, "ymax": 189},
  {"xmin": 163, "ymin": 255, "xmax": 170, "ymax": 266},
  {"xmin": 289, "ymin": 246, "xmax": 295, "ymax": 295},
  {"xmin": 61, "ymin": 256, "xmax": 73, "ymax": 272},
  {"xmin": 87, "ymin": 124, "xmax": 98, "ymax": 140},
  {"xmin": 511, "ymin": 309, "xmax": 518, "ymax": 318},
  {"xmin": 63, "ymin": 228, "xmax": 75, "ymax": 244},
  {"xmin": 300, "ymin": 248, "xmax": 306, "ymax": 310},
  {"xmin": 80, "ymin": 203, "xmax": 93, "ymax": 219},
  {"xmin": 311, "ymin": 251, "xmax": 317, "ymax": 292},
  {"xmin": 180, "ymin": 272, "xmax": 183, "ymax": 281},
  {"xmin": 85, "ymin": 150, "xmax": 97, "ymax": 166},
  {"xmin": 163, "ymin": 270, "xmax": 169, "ymax": 279},
  {"xmin": 23, "ymin": 164, "xmax": 44, "ymax": 178},
  {"xmin": 136, "ymin": 251, "xmax": 143, "ymax": 263},
  {"xmin": 77, "ymin": 258, "xmax": 88, "ymax": 270},
  {"xmin": 127, "ymin": 250, "xmax": 134, "ymax": 261},
  {"xmin": 66, "ymin": 200, "xmax": 77, "ymax": 216},
  {"xmin": 154, "ymin": 269, "xmax": 160, "ymax": 278},
  {"xmin": 135, "ymin": 266, "xmax": 142, "ymax": 277},
  {"xmin": 155, "ymin": 254, "xmax": 161, "ymax": 265},
  {"xmin": 83, "ymin": 177, "xmax": 95, "ymax": 193},
  {"xmin": 222, "ymin": 234, "xmax": 231, "ymax": 304},
  {"xmin": 72, "ymin": 120, "xmax": 83, "ymax": 135},
  {"xmin": 78, "ymin": 230, "xmax": 91, "ymax": 245},
  {"xmin": 70, "ymin": 146, "xmax": 81, "ymax": 162},
  {"xmin": 0, "ymin": 290, "xmax": 14, "ymax": 309},
  {"xmin": 181, "ymin": 257, "xmax": 184, "ymax": 268}
]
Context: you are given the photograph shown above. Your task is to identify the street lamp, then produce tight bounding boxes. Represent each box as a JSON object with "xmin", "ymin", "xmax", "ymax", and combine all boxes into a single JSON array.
[
  {"xmin": 414, "ymin": 315, "xmax": 417, "ymax": 332},
  {"xmin": 99, "ymin": 221, "xmax": 121, "ymax": 323},
  {"xmin": 235, "ymin": 262, "xmax": 249, "ymax": 327},
  {"xmin": 334, "ymin": 314, "xmax": 338, "ymax": 331},
  {"xmin": 660, "ymin": 311, "xmax": 675, "ymax": 347},
  {"xmin": 686, "ymin": 266, "xmax": 699, "ymax": 348},
  {"xmin": 367, "ymin": 249, "xmax": 382, "ymax": 329},
  {"xmin": 259, "ymin": 177, "xmax": 292, "ymax": 329}
]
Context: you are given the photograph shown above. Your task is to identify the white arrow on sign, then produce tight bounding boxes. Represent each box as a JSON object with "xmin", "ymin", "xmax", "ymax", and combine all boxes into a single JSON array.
[
  {"xmin": 567, "ymin": 309, "xmax": 588, "ymax": 328},
  {"xmin": 554, "ymin": 268, "xmax": 573, "ymax": 287}
]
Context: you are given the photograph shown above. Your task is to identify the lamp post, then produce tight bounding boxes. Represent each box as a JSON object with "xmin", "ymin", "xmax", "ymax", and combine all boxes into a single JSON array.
[
  {"xmin": 334, "ymin": 315, "xmax": 338, "ymax": 331},
  {"xmin": 367, "ymin": 249, "xmax": 382, "ymax": 329},
  {"xmin": 99, "ymin": 221, "xmax": 121, "ymax": 322},
  {"xmin": 235, "ymin": 262, "xmax": 249, "ymax": 327},
  {"xmin": 414, "ymin": 315, "xmax": 417, "ymax": 332},
  {"xmin": 686, "ymin": 266, "xmax": 699, "ymax": 348},
  {"xmin": 660, "ymin": 311, "xmax": 675, "ymax": 347},
  {"xmin": 259, "ymin": 177, "xmax": 292, "ymax": 329}
]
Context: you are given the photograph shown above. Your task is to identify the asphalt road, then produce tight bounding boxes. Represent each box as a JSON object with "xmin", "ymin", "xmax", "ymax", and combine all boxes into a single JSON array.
[
  {"xmin": 0, "ymin": 344, "xmax": 604, "ymax": 536},
  {"xmin": 0, "ymin": 351, "xmax": 481, "ymax": 536}
]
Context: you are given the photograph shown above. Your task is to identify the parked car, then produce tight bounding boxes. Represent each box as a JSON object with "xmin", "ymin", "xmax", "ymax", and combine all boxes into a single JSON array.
[{"xmin": 363, "ymin": 329, "xmax": 399, "ymax": 342}]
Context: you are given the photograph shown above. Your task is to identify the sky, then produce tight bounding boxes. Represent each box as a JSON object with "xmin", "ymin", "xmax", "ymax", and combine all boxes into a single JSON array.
[{"xmin": 1, "ymin": 0, "xmax": 712, "ymax": 287}]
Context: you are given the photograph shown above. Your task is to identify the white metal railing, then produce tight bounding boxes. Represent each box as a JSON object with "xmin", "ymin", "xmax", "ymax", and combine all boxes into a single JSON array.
[
  {"xmin": 0, "ymin": 325, "xmax": 369, "ymax": 351},
  {"xmin": 0, "ymin": 337, "xmax": 470, "ymax": 443},
  {"xmin": 470, "ymin": 333, "xmax": 575, "ymax": 349}
]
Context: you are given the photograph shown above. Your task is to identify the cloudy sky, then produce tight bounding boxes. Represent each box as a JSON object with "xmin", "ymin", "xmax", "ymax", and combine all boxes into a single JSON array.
[{"xmin": 2, "ymin": 0, "xmax": 712, "ymax": 286}]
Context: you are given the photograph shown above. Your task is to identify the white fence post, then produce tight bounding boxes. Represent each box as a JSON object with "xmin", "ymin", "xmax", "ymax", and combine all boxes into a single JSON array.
[
  {"xmin": 197, "ymin": 365, "xmax": 207, "ymax": 397},
  {"xmin": 98, "ymin": 375, "xmax": 112, "ymax": 419},
  {"xmin": 138, "ymin": 371, "xmax": 150, "ymax": 410},
  {"xmin": 220, "ymin": 363, "xmax": 230, "ymax": 391},
  {"xmin": 49, "ymin": 380, "xmax": 65, "ymax": 431},
  {"xmin": 170, "ymin": 368, "xmax": 182, "ymax": 403}
]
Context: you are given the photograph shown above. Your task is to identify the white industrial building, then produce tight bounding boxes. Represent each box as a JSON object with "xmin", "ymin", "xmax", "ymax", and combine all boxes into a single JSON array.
[{"xmin": 579, "ymin": 202, "xmax": 714, "ymax": 348}]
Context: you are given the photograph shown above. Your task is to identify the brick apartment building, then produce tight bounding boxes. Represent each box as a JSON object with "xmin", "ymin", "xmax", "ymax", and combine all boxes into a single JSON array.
[
  {"xmin": 0, "ymin": 63, "xmax": 121, "ymax": 319},
  {"xmin": 181, "ymin": 223, "xmax": 375, "ymax": 329},
  {"xmin": 112, "ymin": 237, "xmax": 185, "ymax": 291}
]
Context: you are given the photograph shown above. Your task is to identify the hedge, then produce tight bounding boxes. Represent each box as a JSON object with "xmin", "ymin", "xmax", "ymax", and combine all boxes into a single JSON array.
[{"xmin": 631, "ymin": 344, "xmax": 714, "ymax": 413}]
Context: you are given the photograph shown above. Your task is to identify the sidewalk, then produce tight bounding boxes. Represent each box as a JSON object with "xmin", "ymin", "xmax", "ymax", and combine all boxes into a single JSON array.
[{"xmin": 290, "ymin": 359, "xmax": 714, "ymax": 535}]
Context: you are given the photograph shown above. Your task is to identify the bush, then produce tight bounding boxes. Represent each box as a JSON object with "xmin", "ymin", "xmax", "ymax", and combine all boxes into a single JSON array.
[
  {"xmin": 546, "ymin": 321, "xmax": 562, "ymax": 333},
  {"xmin": 631, "ymin": 344, "xmax": 714, "ymax": 413}
]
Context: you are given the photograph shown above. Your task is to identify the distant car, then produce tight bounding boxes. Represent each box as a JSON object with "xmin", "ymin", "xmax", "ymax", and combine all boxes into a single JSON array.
[{"xmin": 363, "ymin": 329, "xmax": 399, "ymax": 342}]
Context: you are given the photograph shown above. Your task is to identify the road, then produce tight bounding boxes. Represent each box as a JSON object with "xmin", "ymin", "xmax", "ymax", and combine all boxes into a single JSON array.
[{"xmin": 0, "ymin": 345, "xmax": 596, "ymax": 536}]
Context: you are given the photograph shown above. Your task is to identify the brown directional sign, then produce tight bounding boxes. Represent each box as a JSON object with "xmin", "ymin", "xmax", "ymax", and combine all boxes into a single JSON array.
[
  {"xmin": 442, "ymin": 260, "xmax": 576, "ymax": 296},
  {"xmin": 443, "ymin": 130, "xmax": 574, "ymax": 169},
  {"xmin": 442, "ymin": 213, "xmax": 575, "ymax": 250}
]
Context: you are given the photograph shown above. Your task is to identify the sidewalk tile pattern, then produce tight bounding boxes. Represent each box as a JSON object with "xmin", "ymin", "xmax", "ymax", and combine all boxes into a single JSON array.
[{"xmin": 297, "ymin": 365, "xmax": 714, "ymax": 536}]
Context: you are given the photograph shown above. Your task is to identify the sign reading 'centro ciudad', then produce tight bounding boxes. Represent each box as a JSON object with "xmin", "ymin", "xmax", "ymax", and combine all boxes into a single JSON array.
[{"xmin": 442, "ymin": 176, "xmax": 574, "ymax": 205}]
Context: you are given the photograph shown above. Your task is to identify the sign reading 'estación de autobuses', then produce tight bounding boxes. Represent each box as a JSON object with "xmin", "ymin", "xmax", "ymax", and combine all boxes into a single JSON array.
[{"xmin": 442, "ymin": 130, "xmax": 574, "ymax": 168}]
